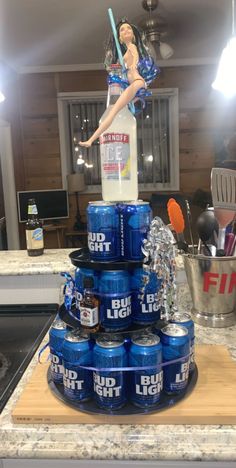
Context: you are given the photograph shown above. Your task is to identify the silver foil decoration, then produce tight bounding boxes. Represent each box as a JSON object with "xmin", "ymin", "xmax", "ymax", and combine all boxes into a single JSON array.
[{"xmin": 141, "ymin": 216, "xmax": 177, "ymax": 321}]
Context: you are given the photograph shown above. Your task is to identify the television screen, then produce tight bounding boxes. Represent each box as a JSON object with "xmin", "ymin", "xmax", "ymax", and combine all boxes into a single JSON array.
[{"xmin": 17, "ymin": 190, "xmax": 69, "ymax": 223}]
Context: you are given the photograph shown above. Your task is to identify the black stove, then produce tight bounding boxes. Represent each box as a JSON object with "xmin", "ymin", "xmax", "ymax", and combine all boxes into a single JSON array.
[{"xmin": 0, "ymin": 303, "xmax": 57, "ymax": 413}]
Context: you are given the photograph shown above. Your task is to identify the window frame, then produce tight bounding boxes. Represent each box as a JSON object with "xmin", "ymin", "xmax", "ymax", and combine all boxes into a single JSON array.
[{"xmin": 58, "ymin": 88, "xmax": 179, "ymax": 193}]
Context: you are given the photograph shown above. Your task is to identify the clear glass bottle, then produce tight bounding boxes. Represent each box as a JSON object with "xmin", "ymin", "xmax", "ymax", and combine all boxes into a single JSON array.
[
  {"xmin": 99, "ymin": 65, "xmax": 138, "ymax": 202},
  {"xmin": 79, "ymin": 277, "xmax": 100, "ymax": 333},
  {"xmin": 25, "ymin": 198, "xmax": 44, "ymax": 256}
]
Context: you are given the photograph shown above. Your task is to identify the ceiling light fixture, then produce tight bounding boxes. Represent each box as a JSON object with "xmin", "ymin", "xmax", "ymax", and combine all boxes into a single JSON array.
[
  {"xmin": 212, "ymin": 0, "xmax": 236, "ymax": 97},
  {"xmin": 0, "ymin": 91, "xmax": 5, "ymax": 103},
  {"xmin": 140, "ymin": 0, "xmax": 174, "ymax": 60}
]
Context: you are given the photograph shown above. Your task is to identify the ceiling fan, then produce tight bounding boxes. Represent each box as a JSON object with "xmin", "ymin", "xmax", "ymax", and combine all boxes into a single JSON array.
[{"xmin": 139, "ymin": 0, "xmax": 174, "ymax": 59}]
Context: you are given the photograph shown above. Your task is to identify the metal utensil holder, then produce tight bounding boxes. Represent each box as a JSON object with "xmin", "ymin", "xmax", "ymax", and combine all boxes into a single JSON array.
[{"xmin": 183, "ymin": 253, "xmax": 236, "ymax": 328}]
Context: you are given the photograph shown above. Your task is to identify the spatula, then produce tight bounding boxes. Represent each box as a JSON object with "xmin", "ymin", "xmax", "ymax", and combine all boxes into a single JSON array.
[{"xmin": 211, "ymin": 168, "xmax": 236, "ymax": 251}]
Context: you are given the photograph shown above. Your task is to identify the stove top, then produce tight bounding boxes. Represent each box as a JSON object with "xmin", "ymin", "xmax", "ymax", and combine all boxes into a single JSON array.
[{"xmin": 0, "ymin": 303, "xmax": 58, "ymax": 413}]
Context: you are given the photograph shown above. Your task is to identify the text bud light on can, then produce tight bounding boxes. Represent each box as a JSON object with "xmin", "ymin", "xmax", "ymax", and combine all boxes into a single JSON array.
[
  {"xmin": 129, "ymin": 334, "xmax": 163, "ymax": 408},
  {"xmin": 160, "ymin": 324, "xmax": 190, "ymax": 395},
  {"xmin": 75, "ymin": 267, "xmax": 99, "ymax": 319},
  {"xmin": 119, "ymin": 201, "xmax": 152, "ymax": 261},
  {"xmin": 93, "ymin": 336, "xmax": 127, "ymax": 410},
  {"xmin": 131, "ymin": 269, "xmax": 161, "ymax": 324},
  {"xmin": 99, "ymin": 270, "xmax": 132, "ymax": 331},
  {"xmin": 49, "ymin": 319, "xmax": 67, "ymax": 384},
  {"xmin": 87, "ymin": 201, "xmax": 120, "ymax": 261},
  {"xmin": 62, "ymin": 331, "xmax": 93, "ymax": 402},
  {"xmin": 169, "ymin": 312, "xmax": 195, "ymax": 373}
]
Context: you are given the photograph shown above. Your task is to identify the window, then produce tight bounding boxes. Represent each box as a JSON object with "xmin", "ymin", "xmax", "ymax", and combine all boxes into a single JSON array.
[{"xmin": 58, "ymin": 88, "xmax": 179, "ymax": 192}]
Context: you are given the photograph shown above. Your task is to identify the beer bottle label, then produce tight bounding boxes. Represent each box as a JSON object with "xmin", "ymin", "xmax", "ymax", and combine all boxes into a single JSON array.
[
  {"xmin": 28, "ymin": 204, "xmax": 38, "ymax": 215},
  {"xmin": 26, "ymin": 228, "xmax": 44, "ymax": 250},
  {"xmin": 80, "ymin": 306, "xmax": 98, "ymax": 327}
]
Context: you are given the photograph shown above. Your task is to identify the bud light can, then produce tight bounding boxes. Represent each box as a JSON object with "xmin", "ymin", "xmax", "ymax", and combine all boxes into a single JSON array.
[
  {"xmin": 75, "ymin": 267, "xmax": 99, "ymax": 319},
  {"xmin": 99, "ymin": 270, "xmax": 132, "ymax": 331},
  {"xmin": 62, "ymin": 330, "xmax": 93, "ymax": 402},
  {"xmin": 49, "ymin": 319, "xmax": 67, "ymax": 384},
  {"xmin": 169, "ymin": 312, "xmax": 195, "ymax": 373},
  {"xmin": 119, "ymin": 201, "xmax": 152, "ymax": 261},
  {"xmin": 160, "ymin": 324, "xmax": 190, "ymax": 395},
  {"xmin": 129, "ymin": 334, "xmax": 163, "ymax": 408},
  {"xmin": 93, "ymin": 336, "xmax": 127, "ymax": 410},
  {"xmin": 131, "ymin": 269, "xmax": 161, "ymax": 324},
  {"xmin": 87, "ymin": 201, "xmax": 120, "ymax": 261}
]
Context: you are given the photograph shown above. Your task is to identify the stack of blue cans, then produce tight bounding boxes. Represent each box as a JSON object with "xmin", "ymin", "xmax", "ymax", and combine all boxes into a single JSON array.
[
  {"xmin": 49, "ymin": 318, "xmax": 194, "ymax": 412},
  {"xmin": 87, "ymin": 200, "xmax": 152, "ymax": 262},
  {"xmin": 74, "ymin": 266, "xmax": 162, "ymax": 330}
]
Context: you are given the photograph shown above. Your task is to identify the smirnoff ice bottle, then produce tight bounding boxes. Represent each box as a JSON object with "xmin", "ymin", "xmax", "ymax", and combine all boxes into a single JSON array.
[{"xmin": 99, "ymin": 66, "xmax": 138, "ymax": 202}]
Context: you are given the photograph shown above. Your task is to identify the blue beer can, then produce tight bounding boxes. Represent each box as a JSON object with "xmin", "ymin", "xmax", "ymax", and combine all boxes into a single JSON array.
[
  {"xmin": 131, "ymin": 268, "xmax": 161, "ymax": 324},
  {"xmin": 129, "ymin": 334, "xmax": 163, "ymax": 408},
  {"xmin": 160, "ymin": 324, "xmax": 190, "ymax": 395},
  {"xmin": 49, "ymin": 319, "xmax": 67, "ymax": 384},
  {"xmin": 87, "ymin": 201, "xmax": 120, "ymax": 261},
  {"xmin": 99, "ymin": 270, "xmax": 132, "ymax": 331},
  {"xmin": 75, "ymin": 267, "xmax": 99, "ymax": 319},
  {"xmin": 119, "ymin": 201, "xmax": 152, "ymax": 261},
  {"xmin": 169, "ymin": 312, "xmax": 195, "ymax": 373},
  {"xmin": 93, "ymin": 336, "xmax": 127, "ymax": 410},
  {"xmin": 62, "ymin": 330, "xmax": 93, "ymax": 402}
]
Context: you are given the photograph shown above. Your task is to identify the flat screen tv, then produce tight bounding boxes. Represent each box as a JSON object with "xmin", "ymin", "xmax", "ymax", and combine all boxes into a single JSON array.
[{"xmin": 17, "ymin": 189, "xmax": 69, "ymax": 223}]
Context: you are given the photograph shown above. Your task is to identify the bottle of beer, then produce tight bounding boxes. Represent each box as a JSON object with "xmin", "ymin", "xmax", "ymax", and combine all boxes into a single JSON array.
[
  {"xmin": 79, "ymin": 277, "xmax": 99, "ymax": 332},
  {"xmin": 25, "ymin": 198, "xmax": 44, "ymax": 256}
]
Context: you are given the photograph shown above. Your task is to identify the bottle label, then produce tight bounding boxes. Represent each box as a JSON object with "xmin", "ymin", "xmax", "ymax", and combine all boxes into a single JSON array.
[
  {"xmin": 80, "ymin": 306, "xmax": 98, "ymax": 327},
  {"xmin": 26, "ymin": 228, "xmax": 44, "ymax": 250},
  {"xmin": 100, "ymin": 132, "xmax": 130, "ymax": 181},
  {"xmin": 28, "ymin": 204, "xmax": 38, "ymax": 215}
]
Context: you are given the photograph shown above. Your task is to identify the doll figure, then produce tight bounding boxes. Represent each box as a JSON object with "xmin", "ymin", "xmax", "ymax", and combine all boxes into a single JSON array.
[{"xmin": 79, "ymin": 19, "xmax": 159, "ymax": 148}]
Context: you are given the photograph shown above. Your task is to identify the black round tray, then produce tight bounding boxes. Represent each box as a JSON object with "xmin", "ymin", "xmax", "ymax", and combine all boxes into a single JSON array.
[
  {"xmin": 48, "ymin": 366, "xmax": 198, "ymax": 416},
  {"xmin": 58, "ymin": 303, "xmax": 167, "ymax": 337},
  {"xmin": 69, "ymin": 248, "xmax": 143, "ymax": 271}
]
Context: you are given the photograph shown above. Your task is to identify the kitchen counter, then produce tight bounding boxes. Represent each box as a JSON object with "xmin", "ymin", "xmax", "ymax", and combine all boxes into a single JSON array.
[
  {"xmin": 0, "ymin": 249, "xmax": 75, "ymax": 276},
  {"xmin": 0, "ymin": 282, "xmax": 236, "ymax": 462}
]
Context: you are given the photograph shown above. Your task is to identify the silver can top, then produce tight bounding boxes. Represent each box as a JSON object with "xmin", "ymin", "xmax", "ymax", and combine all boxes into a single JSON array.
[
  {"xmin": 170, "ymin": 312, "xmax": 192, "ymax": 323},
  {"xmin": 132, "ymin": 333, "xmax": 160, "ymax": 347},
  {"xmin": 88, "ymin": 201, "xmax": 116, "ymax": 206},
  {"xmin": 161, "ymin": 323, "xmax": 188, "ymax": 337},
  {"xmin": 96, "ymin": 336, "xmax": 124, "ymax": 348},
  {"xmin": 123, "ymin": 201, "xmax": 149, "ymax": 206},
  {"xmin": 51, "ymin": 319, "xmax": 67, "ymax": 331},
  {"xmin": 65, "ymin": 330, "xmax": 90, "ymax": 343}
]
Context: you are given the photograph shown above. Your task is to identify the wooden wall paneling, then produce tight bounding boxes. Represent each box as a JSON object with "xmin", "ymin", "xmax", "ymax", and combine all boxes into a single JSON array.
[
  {"xmin": 24, "ymin": 138, "xmax": 60, "ymax": 156},
  {"xmin": 179, "ymin": 108, "xmax": 236, "ymax": 130},
  {"xmin": 21, "ymin": 97, "xmax": 58, "ymax": 117},
  {"xmin": 25, "ymin": 176, "xmax": 62, "ymax": 190},
  {"xmin": 180, "ymin": 169, "xmax": 212, "ymax": 192},
  {"xmin": 19, "ymin": 73, "xmax": 57, "ymax": 98},
  {"xmin": 25, "ymin": 158, "xmax": 61, "ymax": 177},
  {"xmin": 22, "ymin": 117, "xmax": 59, "ymax": 138},
  {"xmin": 58, "ymin": 71, "xmax": 107, "ymax": 92},
  {"xmin": 179, "ymin": 150, "xmax": 214, "ymax": 170}
]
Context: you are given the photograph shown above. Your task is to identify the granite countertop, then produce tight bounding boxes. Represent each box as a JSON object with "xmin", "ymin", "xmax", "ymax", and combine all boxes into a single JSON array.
[
  {"xmin": 0, "ymin": 249, "xmax": 185, "ymax": 277},
  {"xmin": 0, "ymin": 249, "xmax": 75, "ymax": 275},
  {"xmin": 0, "ymin": 284, "xmax": 236, "ymax": 462}
]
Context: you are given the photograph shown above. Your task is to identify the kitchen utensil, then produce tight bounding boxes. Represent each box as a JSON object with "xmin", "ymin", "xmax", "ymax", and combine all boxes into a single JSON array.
[
  {"xmin": 225, "ymin": 233, "xmax": 236, "ymax": 256},
  {"xmin": 196, "ymin": 210, "xmax": 219, "ymax": 256},
  {"xmin": 211, "ymin": 168, "xmax": 236, "ymax": 250},
  {"xmin": 167, "ymin": 199, "xmax": 188, "ymax": 252},
  {"xmin": 185, "ymin": 199, "xmax": 195, "ymax": 254}
]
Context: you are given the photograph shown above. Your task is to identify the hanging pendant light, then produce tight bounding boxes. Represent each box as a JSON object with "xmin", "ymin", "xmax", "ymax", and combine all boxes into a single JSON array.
[
  {"xmin": 0, "ymin": 91, "xmax": 5, "ymax": 103},
  {"xmin": 212, "ymin": 0, "xmax": 236, "ymax": 97}
]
